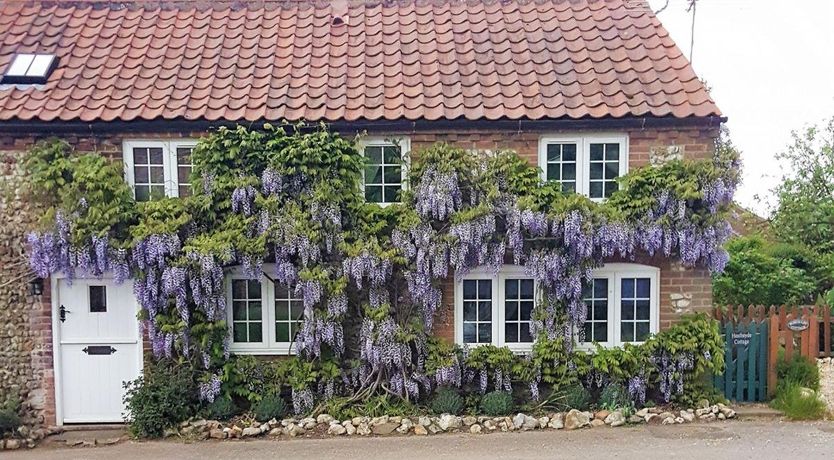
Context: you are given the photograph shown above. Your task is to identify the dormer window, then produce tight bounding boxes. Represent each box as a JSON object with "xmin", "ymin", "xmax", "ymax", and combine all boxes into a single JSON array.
[{"xmin": 2, "ymin": 54, "xmax": 57, "ymax": 84}]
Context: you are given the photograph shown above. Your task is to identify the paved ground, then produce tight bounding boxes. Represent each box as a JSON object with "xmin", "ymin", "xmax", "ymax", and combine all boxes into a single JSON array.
[{"xmin": 7, "ymin": 420, "xmax": 834, "ymax": 459}]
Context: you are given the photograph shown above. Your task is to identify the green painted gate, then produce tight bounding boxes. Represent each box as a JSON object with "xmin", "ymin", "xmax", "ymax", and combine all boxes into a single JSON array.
[{"xmin": 713, "ymin": 320, "xmax": 768, "ymax": 402}]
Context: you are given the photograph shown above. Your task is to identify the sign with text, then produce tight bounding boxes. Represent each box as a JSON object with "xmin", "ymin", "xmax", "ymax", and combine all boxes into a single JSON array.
[
  {"xmin": 787, "ymin": 318, "xmax": 809, "ymax": 332},
  {"xmin": 732, "ymin": 332, "xmax": 751, "ymax": 346}
]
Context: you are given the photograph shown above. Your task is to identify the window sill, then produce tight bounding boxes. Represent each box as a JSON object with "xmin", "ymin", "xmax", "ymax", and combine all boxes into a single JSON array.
[{"xmin": 227, "ymin": 346, "xmax": 296, "ymax": 356}]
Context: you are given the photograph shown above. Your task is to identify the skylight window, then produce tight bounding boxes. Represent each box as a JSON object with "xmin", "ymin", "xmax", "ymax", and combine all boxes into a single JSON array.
[{"xmin": 3, "ymin": 53, "xmax": 57, "ymax": 84}]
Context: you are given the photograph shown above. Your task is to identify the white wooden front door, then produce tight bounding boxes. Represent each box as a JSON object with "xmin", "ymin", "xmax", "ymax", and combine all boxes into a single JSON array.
[{"xmin": 55, "ymin": 278, "xmax": 141, "ymax": 423}]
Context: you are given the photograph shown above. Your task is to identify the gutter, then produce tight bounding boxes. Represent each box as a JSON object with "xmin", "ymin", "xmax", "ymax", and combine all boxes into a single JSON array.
[{"xmin": 0, "ymin": 115, "xmax": 727, "ymax": 136}]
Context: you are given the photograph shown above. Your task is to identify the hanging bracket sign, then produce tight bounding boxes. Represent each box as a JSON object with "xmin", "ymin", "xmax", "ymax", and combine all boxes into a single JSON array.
[{"xmin": 787, "ymin": 318, "xmax": 809, "ymax": 332}]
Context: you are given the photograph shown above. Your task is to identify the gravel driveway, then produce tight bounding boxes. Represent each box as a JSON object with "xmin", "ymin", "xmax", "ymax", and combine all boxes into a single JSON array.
[{"xmin": 7, "ymin": 420, "xmax": 834, "ymax": 460}]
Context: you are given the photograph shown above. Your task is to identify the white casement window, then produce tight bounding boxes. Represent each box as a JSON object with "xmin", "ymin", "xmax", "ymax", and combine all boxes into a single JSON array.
[
  {"xmin": 360, "ymin": 137, "xmax": 410, "ymax": 205},
  {"xmin": 538, "ymin": 134, "xmax": 628, "ymax": 200},
  {"xmin": 578, "ymin": 263, "xmax": 659, "ymax": 348},
  {"xmin": 226, "ymin": 266, "xmax": 304, "ymax": 354},
  {"xmin": 123, "ymin": 140, "xmax": 197, "ymax": 201},
  {"xmin": 455, "ymin": 266, "xmax": 536, "ymax": 352}
]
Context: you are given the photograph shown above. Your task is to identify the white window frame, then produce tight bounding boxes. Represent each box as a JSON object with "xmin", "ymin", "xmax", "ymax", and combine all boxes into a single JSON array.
[
  {"xmin": 123, "ymin": 140, "xmax": 198, "ymax": 200},
  {"xmin": 454, "ymin": 265, "xmax": 538, "ymax": 353},
  {"xmin": 225, "ymin": 265, "xmax": 301, "ymax": 355},
  {"xmin": 359, "ymin": 136, "xmax": 410, "ymax": 206},
  {"xmin": 577, "ymin": 263, "xmax": 660, "ymax": 350},
  {"xmin": 538, "ymin": 134, "xmax": 629, "ymax": 201}
]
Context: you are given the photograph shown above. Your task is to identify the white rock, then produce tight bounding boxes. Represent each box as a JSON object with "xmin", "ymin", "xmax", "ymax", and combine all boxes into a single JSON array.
[
  {"xmin": 483, "ymin": 420, "xmax": 496, "ymax": 431},
  {"xmin": 680, "ymin": 411, "xmax": 695, "ymax": 423},
  {"xmin": 547, "ymin": 413, "xmax": 564, "ymax": 429},
  {"xmin": 389, "ymin": 416, "xmax": 402, "ymax": 424},
  {"xmin": 414, "ymin": 424, "xmax": 428, "ymax": 436},
  {"xmin": 418, "ymin": 416, "xmax": 432, "ymax": 427},
  {"xmin": 462, "ymin": 416, "xmax": 478, "ymax": 426},
  {"xmin": 370, "ymin": 415, "xmax": 389, "ymax": 426},
  {"xmin": 564, "ymin": 409, "xmax": 590, "ymax": 430},
  {"xmin": 317, "ymin": 414, "xmax": 334, "ymax": 424},
  {"xmin": 242, "ymin": 426, "xmax": 261, "ymax": 437},
  {"xmin": 327, "ymin": 424, "xmax": 346, "ymax": 435},
  {"xmin": 344, "ymin": 424, "xmax": 356, "ymax": 435},
  {"xmin": 538, "ymin": 416, "xmax": 550, "ymax": 428},
  {"xmin": 438, "ymin": 414, "xmax": 462, "ymax": 431},
  {"xmin": 604, "ymin": 411, "xmax": 625, "ymax": 427},
  {"xmin": 356, "ymin": 423, "xmax": 372, "ymax": 436},
  {"xmin": 397, "ymin": 418, "xmax": 414, "ymax": 434},
  {"xmin": 286, "ymin": 424, "xmax": 306, "ymax": 437},
  {"xmin": 470, "ymin": 424, "xmax": 482, "ymax": 434}
]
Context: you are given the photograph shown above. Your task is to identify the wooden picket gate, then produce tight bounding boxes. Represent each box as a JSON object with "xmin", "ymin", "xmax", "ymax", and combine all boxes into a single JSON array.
[
  {"xmin": 713, "ymin": 307, "xmax": 768, "ymax": 402},
  {"xmin": 715, "ymin": 305, "xmax": 834, "ymax": 399}
]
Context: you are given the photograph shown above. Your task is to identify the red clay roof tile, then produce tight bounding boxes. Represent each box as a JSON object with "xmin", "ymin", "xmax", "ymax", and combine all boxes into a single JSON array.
[{"xmin": 0, "ymin": 0, "xmax": 719, "ymax": 123}]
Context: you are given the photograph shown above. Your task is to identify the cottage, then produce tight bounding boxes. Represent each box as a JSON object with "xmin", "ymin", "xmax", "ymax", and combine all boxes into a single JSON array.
[{"xmin": 0, "ymin": 0, "xmax": 724, "ymax": 427}]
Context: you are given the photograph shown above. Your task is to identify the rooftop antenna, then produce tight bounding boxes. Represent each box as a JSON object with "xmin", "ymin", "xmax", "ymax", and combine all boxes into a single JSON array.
[{"xmin": 687, "ymin": 0, "xmax": 698, "ymax": 64}]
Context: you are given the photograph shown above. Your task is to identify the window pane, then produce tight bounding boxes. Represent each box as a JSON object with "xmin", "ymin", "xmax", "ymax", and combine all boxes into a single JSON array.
[
  {"xmin": 384, "ymin": 165, "xmax": 401, "ymax": 184},
  {"xmin": 562, "ymin": 144, "xmax": 576, "ymax": 161},
  {"xmin": 275, "ymin": 301, "xmax": 289, "ymax": 321},
  {"xmin": 621, "ymin": 278, "xmax": 634, "ymax": 298},
  {"xmin": 477, "ymin": 324, "xmax": 491, "ymax": 343},
  {"xmin": 505, "ymin": 323, "xmax": 518, "ymax": 342},
  {"xmin": 593, "ymin": 301, "xmax": 607, "ymax": 320},
  {"xmin": 520, "ymin": 279, "xmax": 534, "ymax": 298},
  {"xmin": 249, "ymin": 323, "xmax": 263, "ymax": 342},
  {"xmin": 149, "ymin": 166, "xmax": 163, "ymax": 183},
  {"xmin": 478, "ymin": 280, "xmax": 491, "ymax": 299},
  {"xmin": 134, "ymin": 184, "xmax": 150, "ymax": 201},
  {"xmin": 636, "ymin": 300, "xmax": 650, "ymax": 320},
  {"xmin": 520, "ymin": 323, "xmax": 532, "ymax": 342},
  {"xmin": 478, "ymin": 301, "xmax": 492, "ymax": 321},
  {"xmin": 604, "ymin": 182, "xmax": 618, "ymax": 198},
  {"xmin": 546, "ymin": 144, "xmax": 561, "ymax": 162},
  {"xmin": 364, "ymin": 186, "xmax": 382, "ymax": 203},
  {"xmin": 463, "ymin": 323, "xmax": 476, "ymax": 343},
  {"xmin": 590, "ymin": 162, "xmax": 603, "ymax": 180},
  {"xmin": 621, "ymin": 301, "xmax": 635, "ymax": 320},
  {"xmin": 178, "ymin": 166, "xmax": 191, "ymax": 183},
  {"xmin": 149, "ymin": 148, "xmax": 164, "ymax": 164},
  {"xmin": 133, "ymin": 148, "xmax": 148, "ymax": 164},
  {"xmin": 589, "ymin": 182, "xmax": 603, "ymax": 198},
  {"xmin": 463, "ymin": 280, "xmax": 477, "ymax": 299},
  {"xmin": 276, "ymin": 285, "xmax": 291, "ymax": 299},
  {"xmin": 593, "ymin": 322, "xmax": 607, "ymax": 342},
  {"xmin": 276, "ymin": 322, "xmax": 290, "ymax": 342},
  {"xmin": 247, "ymin": 280, "xmax": 261, "ymax": 298},
  {"xmin": 365, "ymin": 165, "xmax": 383, "ymax": 184},
  {"xmin": 635, "ymin": 322, "xmax": 650, "ymax": 342},
  {"xmin": 583, "ymin": 323, "xmax": 592, "ymax": 341},
  {"xmin": 134, "ymin": 166, "xmax": 149, "ymax": 183},
  {"xmin": 176, "ymin": 147, "xmax": 192, "ymax": 164},
  {"xmin": 605, "ymin": 143, "xmax": 619, "ymax": 161},
  {"xmin": 562, "ymin": 164, "xmax": 576, "ymax": 180},
  {"xmin": 621, "ymin": 322, "xmax": 634, "ymax": 342},
  {"xmin": 233, "ymin": 323, "xmax": 247, "ymax": 342},
  {"xmin": 520, "ymin": 301, "xmax": 533, "ymax": 320},
  {"xmin": 594, "ymin": 278, "xmax": 608, "ymax": 297},
  {"xmin": 290, "ymin": 301, "xmax": 304, "ymax": 319},
  {"xmin": 232, "ymin": 280, "xmax": 247, "ymax": 298},
  {"xmin": 505, "ymin": 301, "xmax": 518, "ymax": 321},
  {"xmin": 365, "ymin": 146, "xmax": 382, "ymax": 163},
  {"xmin": 233, "ymin": 301, "xmax": 247, "ymax": 320},
  {"xmin": 150, "ymin": 185, "xmax": 166, "ymax": 200},
  {"xmin": 383, "ymin": 186, "xmax": 400, "ymax": 203},
  {"xmin": 589, "ymin": 144, "xmax": 604, "ymax": 161},
  {"xmin": 604, "ymin": 162, "xmax": 618, "ymax": 180},
  {"xmin": 505, "ymin": 279, "xmax": 518, "ymax": 299},
  {"xmin": 383, "ymin": 146, "xmax": 400, "ymax": 163},
  {"xmin": 562, "ymin": 181, "xmax": 576, "ymax": 193},
  {"xmin": 546, "ymin": 165, "xmax": 560, "ymax": 181},
  {"xmin": 89, "ymin": 286, "xmax": 107, "ymax": 313},
  {"xmin": 463, "ymin": 302, "xmax": 477, "ymax": 321},
  {"xmin": 248, "ymin": 302, "xmax": 262, "ymax": 321},
  {"xmin": 636, "ymin": 278, "xmax": 650, "ymax": 298}
]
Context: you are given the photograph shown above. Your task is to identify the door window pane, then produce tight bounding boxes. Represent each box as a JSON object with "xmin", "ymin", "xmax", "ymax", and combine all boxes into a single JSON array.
[
  {"xmin": 581, "ymin": 278, "xmax": 608, "ymax": 343},
  {"xmin": 364, "ymin": 144, "xmax": 403, "ymax": 203},
  {"xmin": 503, "ymin": 278, "xmax": 535, "ymax": 344},
  {"xmin": 462, "ymin": 279, "xmax": 492, "ymax": 344},
  {"xmin": 231, "ymin": 279, "xmax": 263, "ymax": 343},
  {"xmin": 89, "ymin": 286, "xmax": 107, "ymax": 313},
  {"xmin": 620, "ymin": 277, "xmax": 651, "ymax": 343}
]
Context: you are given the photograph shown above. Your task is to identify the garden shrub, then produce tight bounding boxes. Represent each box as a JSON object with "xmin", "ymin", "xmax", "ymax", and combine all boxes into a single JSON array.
[
  {"xmin": 0, "ymin": 401, "xmax": 21, "ymax": 436},
  {"xmin": 776, "ymin": 355, "xmax": 820, "ymax": 390},
  {"xmin": 204, "ymin": 397, "xmax": 239, "ymax": 421},
  {"xmin": 430, "ymin": 387, "xmax": 464, "ymax": 415},
  {"xmin": 599, "ymin": 383, "xmax": 631, "ymax": 410},
  {"xmin": 123, "ymin": 360, "xmax": 198, "ymax": 438},
  {"xmin": 770, "ymin": 382, "xmax": 827, "ymax": 420},
  {"xmin": 480, "ymin": 391, "xmax": 514, "ymax": 416},
  {"xmin": 253, "ymin": 394, "xmax": 288, "ymax": 421},
  {"xmin": 561, "ymin": 384, "xmax": 592, "ymax": 411}
]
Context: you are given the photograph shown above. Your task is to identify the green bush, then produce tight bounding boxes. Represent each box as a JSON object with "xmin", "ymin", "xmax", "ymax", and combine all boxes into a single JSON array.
[
  {"xmin": 253, "ymin": 394, "xmax": 288, "ymax": 421},
  {"xmin": 430, "ymin": 387, "xmax": 464, "ymax": 415},
  {"xmin": 599, "ymin": 383, "xmax": 631, "ymax": 410},
  {"xmin": 0, "ymin": 404, "xmax": 21, "ymax": 436},
  {"xmin": 123, "ymin": 361, "xmax": 198, "ymax": 438},
  {"xmin": 479, "ymin": 391, "xmax": 514, "ymax": 416},
  {"xmin": 561, "ymin": 384, "xmax": 591, "ymax": 411},
  {"xmin": 204, "ymin": 397, "xmax": 239, "ymax": 421},
  {"xmin": 770, "ymin": 382, "xmax": 827, "ymax": 420},
  {"xmin": 776, "ymin": 355, "xmax": 820, "ymax": 390}
]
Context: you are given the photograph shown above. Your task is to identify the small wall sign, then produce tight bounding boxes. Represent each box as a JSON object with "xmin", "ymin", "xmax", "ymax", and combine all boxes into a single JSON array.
[
  {"xmin": 787, "ymin": 318, "xmax": 809, "ymax": 332},
  {"xmin": 732, "ymin": 332, "xmax": 751, "ymax": 346}
]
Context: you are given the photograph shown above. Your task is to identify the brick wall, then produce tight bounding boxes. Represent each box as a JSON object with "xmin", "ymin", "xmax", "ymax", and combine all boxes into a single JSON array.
[{"xmin": 0, "ymin": 122, "xmax": 718, "ymax": 424}]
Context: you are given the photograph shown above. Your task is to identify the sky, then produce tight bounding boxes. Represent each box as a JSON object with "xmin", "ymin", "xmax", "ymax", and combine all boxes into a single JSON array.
[{"xmin": 649, "ymin": 0, "xmax": 834, "ymax": 216}]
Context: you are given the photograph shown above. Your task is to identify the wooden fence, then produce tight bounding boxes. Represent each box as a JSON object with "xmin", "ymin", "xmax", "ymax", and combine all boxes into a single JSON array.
[{"xmin": 714, "ymin": 305, "xmax": 833, "ymax": 397}]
